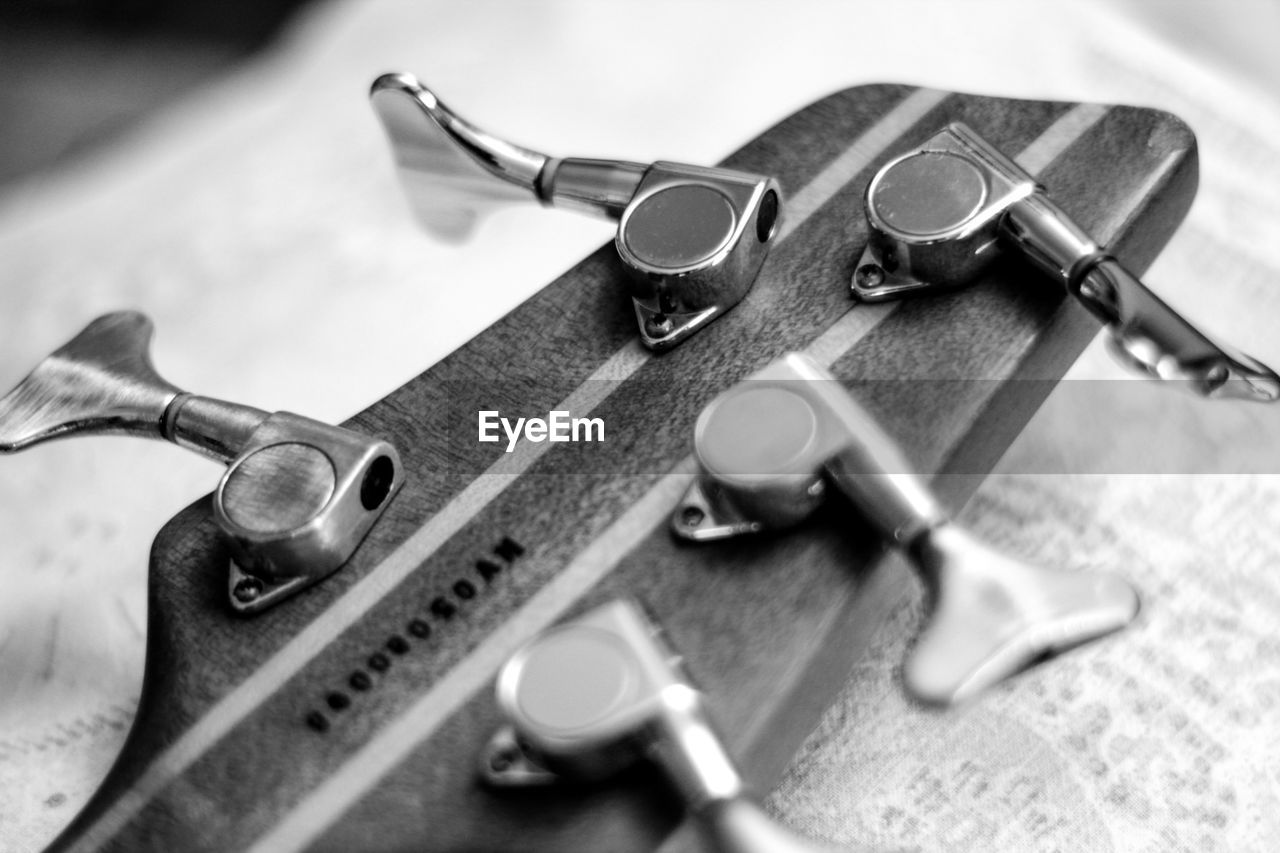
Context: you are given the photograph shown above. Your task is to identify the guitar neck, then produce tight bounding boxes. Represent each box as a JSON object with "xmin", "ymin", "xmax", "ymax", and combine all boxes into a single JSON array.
[{"xmin": 52, "ymin": 85, "xmax": 1196, "ymax": 852}]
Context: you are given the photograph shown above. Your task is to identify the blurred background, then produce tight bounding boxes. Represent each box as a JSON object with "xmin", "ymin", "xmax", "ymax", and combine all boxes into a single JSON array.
[
  {"xmin": 0, "ymin": 0, "xmax": 311, "ymax": 187},
  {"xmin": 0, "ymin": 1, "xmax": 1278, "ymax": 850}
]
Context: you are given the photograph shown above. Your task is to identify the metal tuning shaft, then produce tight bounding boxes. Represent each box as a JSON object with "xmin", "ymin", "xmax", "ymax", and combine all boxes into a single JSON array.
[
  {"xmin": 370, "ymin": 72, "xmax": 782, "ymax": 352},
  {"xmin": 852, "ymin": 122, "xmax": 1279, "ymax": 401},
  {"xmin": 671, "ymin": 353, "xmax": 1140, "ymax": 706},
  {"xmin": 482, "ymin": 600, "xmax": 860, "ymax": 853},
  {"xmin": 0, "ymin": 312, "xmax": 404, "ymax": 614}
]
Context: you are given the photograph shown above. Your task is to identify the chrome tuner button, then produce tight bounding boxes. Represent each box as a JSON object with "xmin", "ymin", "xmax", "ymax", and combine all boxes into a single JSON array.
[
  {"xmin": 483, "ymin": 600, "xmax": 851, "ymax": 853},
  {"xmin": 0, "ymin": 312, "xmax": 405, "ymax": 614},
  {"xmin": 673, "ymin": 353, "xmax": 1141, "ymax": 706},
  {"xmin": 370, "ymin": 72, "xmax": 782, "ymax": 352},
  {"xmin": 853, "ymin": 122, "xmax": 1279, "ymax": 401}
]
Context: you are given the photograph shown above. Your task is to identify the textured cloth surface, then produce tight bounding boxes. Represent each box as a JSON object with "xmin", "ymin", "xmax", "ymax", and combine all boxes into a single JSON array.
[
  {"xmin": 1, "ymin": 1, "xmax": 1278, "ymax": 851},
  {"xmin": 768, "ymin": 477, "xmax": 1280, "ymax": 851}
]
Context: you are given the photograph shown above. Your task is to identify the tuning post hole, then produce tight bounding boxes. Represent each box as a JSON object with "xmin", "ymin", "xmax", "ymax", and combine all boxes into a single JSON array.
[
  {"xmin": 852, "ymin": 122, "xmax": 1279, "ymax": 401},
  {"xmin": 370, "ymin": 72, "xmax": 782, "ymax": 352},
  {"xmin": 0, "ymin": 311, "xmax": 405, "ymax": 614}
]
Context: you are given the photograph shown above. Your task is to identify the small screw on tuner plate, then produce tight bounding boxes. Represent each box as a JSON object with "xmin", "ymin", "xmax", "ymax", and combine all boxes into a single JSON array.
[
  {"xmin": 370, "ymin": 73, "xmax": 782, "ymax": 352},
  {"xmin": 0, "ymin": 312, "xmax": 405, "ymax": 613}
]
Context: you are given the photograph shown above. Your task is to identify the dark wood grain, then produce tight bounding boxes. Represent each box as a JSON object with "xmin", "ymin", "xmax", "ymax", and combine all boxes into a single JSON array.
[{"xmin": 46, "ymin": 86, "xmax": 1198, "ymax": 853}]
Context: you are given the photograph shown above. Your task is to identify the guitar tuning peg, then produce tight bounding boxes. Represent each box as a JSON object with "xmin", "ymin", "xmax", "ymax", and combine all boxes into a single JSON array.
[
  {"xmin": 482, "ymin": 599, "xmax": 863, "ymax": 853},
  {"xmin": 370, "ymin": 72, "xmax": 782, "ymax": 352},
  {"xmin": 851, "ymin": 122, "xmax": 1280, "ymax": 402},
  {"xmin": 0, "ymin": 311, "xmax": 404, "ymax": 614},
  {"xmin": 671, "ymin": 353, "xmax": 1140, "ymax": 706}
]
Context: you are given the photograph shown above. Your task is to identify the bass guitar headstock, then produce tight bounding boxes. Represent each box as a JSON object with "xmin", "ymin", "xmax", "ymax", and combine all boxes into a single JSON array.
[{"xmin": 23, "ymin": 82, "xmax": 1202, "ymax": 852}]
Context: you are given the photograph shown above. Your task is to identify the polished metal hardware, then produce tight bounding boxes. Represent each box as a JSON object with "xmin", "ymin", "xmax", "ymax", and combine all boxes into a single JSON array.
[
  {"xmin": 482, "ymin": 599, "xmax": 853, "ymax": 853},
  {"xmin": 370, "ymin": 72, "xmax": 782, "ymax": 351},
  {"xmin": 0, "ymin": 312, "xmax": 404, "ymax": 614},
  {"xmin": 853, "ymin": 122, "xmax": 1279, "ymax": 401},
  {"xmin": 672, "ymin": 353, "xmax": 1140, "ymax": 706}
]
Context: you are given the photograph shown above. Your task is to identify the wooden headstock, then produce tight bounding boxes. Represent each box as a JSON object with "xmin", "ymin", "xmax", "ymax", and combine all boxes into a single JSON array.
[{"xmin": 44, "ymin": 84, "xmax": 1197, "ymax": 852}]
